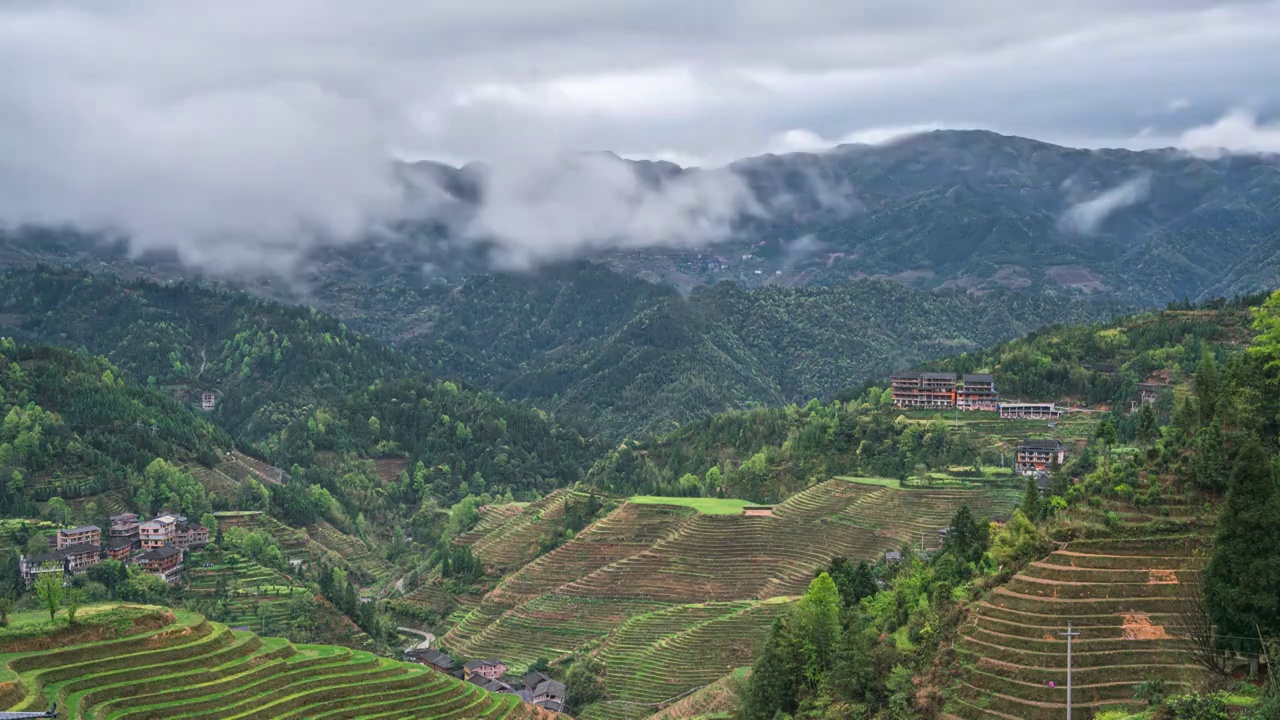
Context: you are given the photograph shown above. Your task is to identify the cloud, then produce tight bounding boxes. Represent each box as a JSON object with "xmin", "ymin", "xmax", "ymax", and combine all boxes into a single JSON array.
[
  {"xmin": 0, "ymin": 1, "xmax": 1278, "ymax": 276},
  {"xmin": 1058, "ymin": 175, "xmax": 1152, "ymax": 235},
  {"xmin": 455, "ymin": 153, "xmax": 764, "ymax": 270},
  {"xmin": 1177, "ymin": 109, "xmax": 1280, "ymax": 156}
]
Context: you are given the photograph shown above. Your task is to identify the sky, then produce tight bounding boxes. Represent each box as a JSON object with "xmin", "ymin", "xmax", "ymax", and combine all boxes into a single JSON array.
[{"xmin": 2, "ymin": 0, "xmax": 1279, "ymax": 272}]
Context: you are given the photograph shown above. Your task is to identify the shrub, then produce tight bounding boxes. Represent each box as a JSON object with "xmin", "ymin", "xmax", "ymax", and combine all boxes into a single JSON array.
[
  {"xmin": 1135, "ymin": 679, "xmax": 1167, "ymax": 707},
  {"xmin": 1159, "ymin": 693, "xmax": 1229, "ymax": 720}
]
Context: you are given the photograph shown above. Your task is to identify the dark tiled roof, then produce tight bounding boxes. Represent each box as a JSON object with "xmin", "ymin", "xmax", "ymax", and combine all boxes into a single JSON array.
[
  {"xmin": 25, "ymin": 552, "xmax": 65, "ymax": 564},
  {"xmin": 921, "ymin": 372, "xmax": 957, "ymax": 380},
  {"xmin": 534, "ymin": 680, "xmax": 566, "ymax": 697},
  {"xmin": 541, "ymin": 700, "xmax": 565, "ymax": 712},
  {"xmin": 890, "ymin": 371, "xmax": 922, "ymax": 379},
  {"xmin": 139, "ymin": 545, "xmax": 181, "ymax": 560},
  {"xmin": 523, "ymin": 671, "xmax": 552, "ymax": 690},
  {"xmin": 108, "ymin": 537, "xmax": 136, "ymax": 550},
  {"xmin": 962, "ymin": 374, "xmax": 994, "ymax": 383},
  {"xmin": 408, "ymin": 648, "xmax": 455, "ymax": 668},
  {"xmin": 61, "ymin": 525, "xmax": 99, "ymax": 535},
  {"xmin": 1019, "ymin": 438, "xmax": 1064, "ymax": 451},
  {"xmin": 59, "ymin": 543, "xmax": 101, "ymax": 556}
]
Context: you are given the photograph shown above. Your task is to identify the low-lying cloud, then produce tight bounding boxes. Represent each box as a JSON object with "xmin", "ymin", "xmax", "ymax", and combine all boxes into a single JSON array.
[
  {"xmin": 0, "ymin": 2, "xmax": 1278, "ymax": 279},
  {"xmin": 1058, "ymin": 175, "xmax": 1152, "ymax": 236}
]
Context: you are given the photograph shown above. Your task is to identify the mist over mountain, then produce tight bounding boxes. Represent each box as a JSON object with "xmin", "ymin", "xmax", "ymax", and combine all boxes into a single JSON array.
[{"xmin": 7, "ymin": 129, "xmax": 1280, "ymax": 309}]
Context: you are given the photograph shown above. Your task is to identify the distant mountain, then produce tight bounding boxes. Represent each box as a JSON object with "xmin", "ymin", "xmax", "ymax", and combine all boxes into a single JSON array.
[
  {"xmin": 6, "ymin": 130, "xmax": 1280, "ymax": 307},
  {"xmin": 390, "ymin": 130, "xmax": 1280, "ymax": 303}
]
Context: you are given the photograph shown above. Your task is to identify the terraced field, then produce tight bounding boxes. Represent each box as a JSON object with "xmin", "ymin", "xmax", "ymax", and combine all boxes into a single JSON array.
[
  {"xmin": 0, "ymin": 604, "xmax": 554, "ymax": 720},
  {"xmin": 443, "ymin": 478, "xmax": 1019, "ymax": 713},
  {"xmin": 468, "ymin": 490, "xmax": 612, "ymax": 570},
  {"xmin": 305, "ymin": 519, "xmax": 396, "ymax": 585},
  {"xmin": 581, "ymin": 599, "xmax": 792, "ymax": 720},
  {"xmin": 948, "ymin": 535, "xmax": 1209, "ymax": 720}
]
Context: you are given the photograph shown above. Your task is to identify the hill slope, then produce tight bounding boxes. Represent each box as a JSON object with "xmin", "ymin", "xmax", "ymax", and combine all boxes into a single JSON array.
[{"xmin": 0, "ymin": 604, "xmax": 553, "ymax": 719}]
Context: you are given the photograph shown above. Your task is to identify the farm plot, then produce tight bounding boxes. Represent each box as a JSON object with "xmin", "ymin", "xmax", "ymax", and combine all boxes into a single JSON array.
[
  {"xmin": 580, "ymin": 598, "xmax": 793, "ymax": 720},
  {"xmin": 948, "ymin": 535, "xmax": 1209, "ymax": 720},
  {"xmin": 445, "ymin": 479, "xmax": 1018, "ymax": 708},
  {"xmin": 0, "ymin": 604, "xmax": 553, "ymax": 720}
]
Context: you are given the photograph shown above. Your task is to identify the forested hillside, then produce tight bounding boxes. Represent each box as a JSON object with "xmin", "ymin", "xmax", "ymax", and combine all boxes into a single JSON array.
[
  {"xmin": 0, "ymin": 340, "xmax": 227, "ymax": 515},
  {"xmin": 362, "ymin": 264, "xmax": 1121, "ymax": 439},
  {"xmin": 0, "ymin": 267, "xmax": 418, "ymax": 442}
]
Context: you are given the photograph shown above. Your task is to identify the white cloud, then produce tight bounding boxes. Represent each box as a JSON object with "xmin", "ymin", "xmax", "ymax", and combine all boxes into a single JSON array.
[
  {"xmin": 0, "ymin": 1, "xmax": 1278, "ymax": 276},
  {"xmin": 1177, "ymin": 109, "xmax": 1280, "ymax": 156},
  {"xmin": 1058, "ymin": 175, "xmax": 1152, "ymax": 235}
]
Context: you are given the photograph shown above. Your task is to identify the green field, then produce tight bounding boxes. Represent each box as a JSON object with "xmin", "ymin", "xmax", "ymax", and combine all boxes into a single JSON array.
[{"xmin": 628, "ymin": 496, "xmax": 754, "ymax": 514}]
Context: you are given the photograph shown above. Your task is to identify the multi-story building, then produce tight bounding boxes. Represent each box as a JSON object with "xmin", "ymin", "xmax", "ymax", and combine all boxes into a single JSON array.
[
  {"xmin": 109, "ymin": 513, "xmax": 141, "ymax": 547},
  {"xmin": 139, "ymin": 514, "xmax": 179, "ymax": 550},
  {"xmin": 19, "ymin": 551, "xmax": 68, "ymax": 585},
  {"xmin": 1016, "ymin": 439, "xmax": 1066, "ymax": 476},
  {"xmin": 956, "ymin": 374, "xmax": 999, "ymax": 410},
  {"xmin": 137, "ymin": 545, "xmax": 184, "ymax": 583},
  {"xmin": 105, "ymin": 537, "xmax": 136, "ymax": 562},
  {"xmin": 56, "ymin": 525, "xmax": 101, "ymax": 549},
  {"xmin": 61, "ymin": 543, "xmax": 103, "ymax": 575},
  {"xmin": 890, "ymin": 371, "xmax": 959, "ymax": 408},
  {"xmin": 999, "ymin": 402, "xmax": 1062, "ymax": 420},
  {"xmin": 174, "ymin": 522, "xmax": 209, "ymax": 550}
]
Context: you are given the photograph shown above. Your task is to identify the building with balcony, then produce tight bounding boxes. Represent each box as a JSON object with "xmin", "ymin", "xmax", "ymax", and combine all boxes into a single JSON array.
[
  {"xmin": 998, "ymin": 402, "xmax": 1062, "ymax": 420},
  {"xmin": 137, "ymin": 545, "xmax": 184, "ymax": 583},
  {"xmin": 109, "ymin": 513, "xmax": 141, "ymax": 547},
  {"xmin": 56, "ymin": 525, "xmax": 101, "ymax": 550},
  {"xmin": 174, "ymin": 522, "xmax": 209, "ymax": 550},
  {"xmin": 139, "ymin": 515, "xmax": 179, "ymax": 550},
  {"xmin": 957, "ymin": 374, "xmax": 999, "ymax": 410},
  {"xmin": 1016, "ymin": 439, "xmax": 1066, "ymax": 476},
  {"xmin": 890, "ymin": 371, "xmax": 958, "ymax": 408}
]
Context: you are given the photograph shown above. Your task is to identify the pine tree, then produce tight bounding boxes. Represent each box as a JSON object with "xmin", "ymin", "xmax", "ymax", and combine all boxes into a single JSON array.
[
  {"xmin": 1021, "ymin": 479, "xmax": 1043, "ymax": 522},
  {"xmin": 1204, "ymin": 438, "xmax": 1280, "ymax": 649}
]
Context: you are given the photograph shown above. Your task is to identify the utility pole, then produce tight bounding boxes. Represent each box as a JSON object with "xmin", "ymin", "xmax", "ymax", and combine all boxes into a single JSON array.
[{"xmin": 1059, "ymin": 622, "xmax": 1081, "ymax": 720}]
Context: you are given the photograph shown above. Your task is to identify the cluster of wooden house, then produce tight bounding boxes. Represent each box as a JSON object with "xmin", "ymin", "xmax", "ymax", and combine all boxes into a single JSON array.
[
  {"xmin": 890, "ymin": 371, "xmax": 1064, "ymax": 419},
  {"xmin": 19, "ymin": 512, "xmax": 209, "ymax": 586},
  {"xmin": 890, "ymin": 370, "xmax": 1069, "ymax": 479},
  {"xmin": 403, "ymin": 650, "xmax": 566, "ymax": 713}
]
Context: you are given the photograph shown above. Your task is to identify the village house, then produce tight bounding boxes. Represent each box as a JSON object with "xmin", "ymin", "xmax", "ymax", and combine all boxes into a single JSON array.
[
  {"xmin": 462, "ymin": 659, "xmax": 507, "ymax": 682},
  {"xmin": 19, "ymin": 551, "xmax": 68, "ymax": 585},
  {"xmin": 890, "ymin": 371, "xmax": 958, "ymax": 408},
  {"xmin": 60, "ymin": 543, "xmax": 104, "ymax": 575},
  {"xmin": 56, "ymin": 525, "xmax": 101, "ymax": 549},
  {"xmin": 998, "ymin": 402, "xmax": 1062, "ymax": 420},
  {"xmin": 522, "ymin": 672, "xmax": 567, "ymax": 712},
  {"xmin": 109, "ymin": 513, "xmax": 141, "ymax": 547},
  {"xmin": 1016, "ymin": 439, "xmax": 1066, "ymax": 477},
  {"xmin": 136, "ymin": 545, "xmax": 185, "ymax": 583},
  {"xmin": 201, "ymin": 391, "xmax": 216, "ymax": 411},
  {"xmin": 174, "ymin": 521, "xmax": 209, "ymax": 550},
  {"xmin": 139, "ymin": 514, "xmax": 179, "ymax": 550},
  {"xmin": 405, "ymin": 648, "xmax": 456, "ymax": 675},
  {"xmin": 956, "ymin": 374, "xmax": 999, "ymax": 411},
  {"xmin": 105, "ymin": 537, "xmax": 135, "ymax": 562}
]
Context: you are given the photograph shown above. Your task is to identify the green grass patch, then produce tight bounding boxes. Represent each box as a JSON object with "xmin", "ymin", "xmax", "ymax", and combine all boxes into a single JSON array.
[
  {"xmin": 628, "ymin": 496, "xmax": 754, "ymax": 514},
  {"xmin": 833, "ymin": 476, "xmax": 902, "ymax": 489}
]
